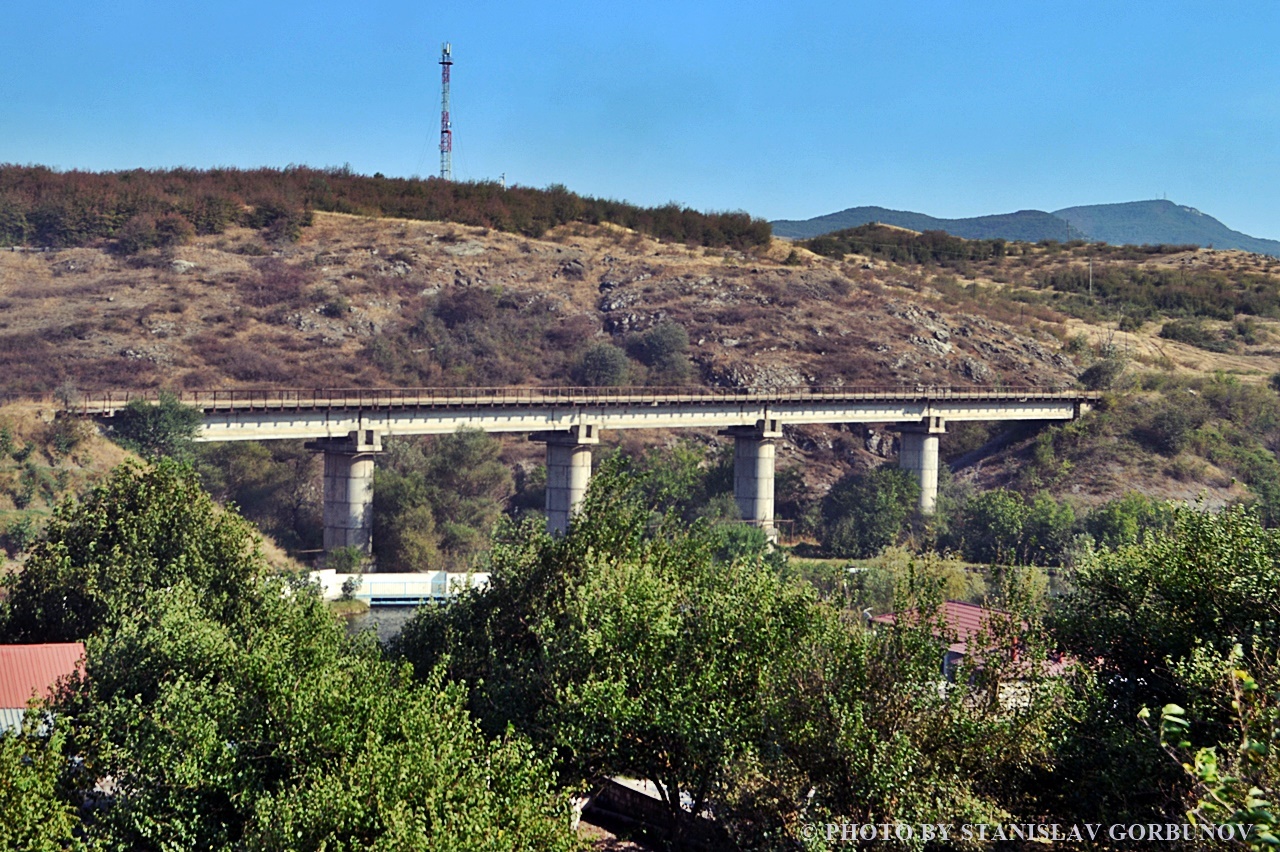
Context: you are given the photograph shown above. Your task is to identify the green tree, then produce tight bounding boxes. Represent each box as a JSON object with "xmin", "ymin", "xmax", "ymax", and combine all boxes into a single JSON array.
[
  {"xmin": 372, "ymin": 429, "xmax": 513, "ymax": 570},
  {"xmin": 1147, "ymin": 647, "xmax": 1280, "ymax": 850},
  {"xmin": 1049, "ymin": 506, "xmax": 1280, "ymax": 829},
  {"xmin": 1083, "ymin": 492, "xmax": 1174, "ymax": 550},
  {"xmin": 110, "ymin": 392, "xmax": 203, "ymax": 460},
  {"xmin": 1, "ymin": 460, "xmax": 262, "ymax": 643},
  {"xmin": 0, "ymin": 718, "xmax": 85, "ymax": 852},
  {"xmin": 820, "ymin": 466, "xmax": 919, "ymax": 558},
  {"xmin": 571, "ymin": 342, "xmax": 630, "ymax": 387},
  {"xmin": 953, "ymin": 488, "xmax": 1030, "ymax": 565},
  {"xmin": 196, "ymin": 440, "xmax": 322, "ymax": 552},
  {"xmin": 397, "ymin": 459, "xmax": 1068, "ymax": 846},
  {"xmin": 0, "ymin": 460, "xmax": 580, "ymax": 850},
  {"xmin": 629, "ymin": 321, "xmax": 693, "ymax": 384},
  {"xmin": 1021, "ymin": 491, "xmax": 1076, "ymax": 565}
]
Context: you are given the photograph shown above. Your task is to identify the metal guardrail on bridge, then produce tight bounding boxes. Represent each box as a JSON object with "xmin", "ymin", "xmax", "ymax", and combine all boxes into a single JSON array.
[{"xmin": 66, "ymin": 385, "xmax": 1100, "ymax": 416}]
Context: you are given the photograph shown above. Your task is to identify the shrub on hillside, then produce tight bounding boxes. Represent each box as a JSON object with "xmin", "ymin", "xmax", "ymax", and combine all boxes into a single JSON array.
[
  {"xmin": 1159, "ymin": 318, "xmax": 1232, "ymax": 353},
  {"xmin": 628, "ymin": 321, "xmax": 693, "ymax": 384},
  {"xmin": 571, "ymin": 342, "xmax": 630, "ymax": 387}
]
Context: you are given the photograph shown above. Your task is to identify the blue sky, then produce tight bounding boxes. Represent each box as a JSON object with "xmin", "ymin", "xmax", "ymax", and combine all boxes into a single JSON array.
[{"xmin": 3, "ymin": 1, "xmax": 1279, "ymax": 238}]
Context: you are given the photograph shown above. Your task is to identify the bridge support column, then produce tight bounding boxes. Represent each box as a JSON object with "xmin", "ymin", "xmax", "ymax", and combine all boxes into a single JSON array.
[
  {"xmin": 894, "ymin": 418, "xmax": 945, "ymax": 515},
  {"xmin": 722, "ymin": 419, "xmax": 782, "ymax": 541},
  {"xmin": 306, "ymin": 430, "xmax": 383, "ymax": 557},
  {"xmin": 531, "ymin": 424, "xmax": 599, "ymax": 535}
]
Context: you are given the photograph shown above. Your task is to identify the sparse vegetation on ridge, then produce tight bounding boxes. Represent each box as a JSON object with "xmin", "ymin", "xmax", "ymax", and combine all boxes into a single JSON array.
[{"xmin": 0, "ymin": 165, "xmax": 771, "ymax": 250}]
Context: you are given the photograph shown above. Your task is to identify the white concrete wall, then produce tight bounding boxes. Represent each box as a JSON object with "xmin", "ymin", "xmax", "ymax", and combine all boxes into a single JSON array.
[{"xmin": 311, "ymin": 569, "xmax": 489, "ymax": 602}]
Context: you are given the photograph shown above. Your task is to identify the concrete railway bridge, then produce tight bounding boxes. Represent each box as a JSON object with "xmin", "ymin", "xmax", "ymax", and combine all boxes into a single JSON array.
[{"xmin": 74, "ymin": 386, "xmax": 1099, "ymax": 555}]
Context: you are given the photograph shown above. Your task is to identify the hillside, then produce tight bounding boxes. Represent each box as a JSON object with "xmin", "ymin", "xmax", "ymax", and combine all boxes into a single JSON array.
[
  {"xmin": 0, "ymin": 212, "xmax": 1078, "ymax": 395},
  {"xmin": 1054, "ymin": 199, "xmax": 1280, "ymax": 256},
  {"xmin": 771, "ymin": 205, "xmax": 1078, "ymax": 242},
  {"xmin": 6, "ymin": 209, "xmax": 1280, "ymax": 560}
]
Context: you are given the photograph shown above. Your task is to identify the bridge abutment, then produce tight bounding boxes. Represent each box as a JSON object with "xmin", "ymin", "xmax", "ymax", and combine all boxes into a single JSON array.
[
  {"xmin": 306, "ymin": 431, "xmax": 383, "ymax": 557},
  {"xmin": 532, "ymin": 424, "xmax": 599, "ymax": 535},
  {"xmin": 722, "ymin": 420, "xmax": 782, "ymax": 541},
  {"xmin": 894, "ymin": 418, "xmax": 945, "ymax": 515}
]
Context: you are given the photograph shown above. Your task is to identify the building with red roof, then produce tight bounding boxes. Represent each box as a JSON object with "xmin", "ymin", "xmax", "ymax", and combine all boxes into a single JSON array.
[
  {"xmin": 0, "ymin": 642, "xmax": 85, "ymax": 732},
  {"xmin": 871, "ymin": 600, "xmax": 1068, "ymax": 680}
]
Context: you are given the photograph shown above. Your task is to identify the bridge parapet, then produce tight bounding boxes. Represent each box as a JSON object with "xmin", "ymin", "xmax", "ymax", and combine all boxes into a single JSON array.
[{"xmin": 69, "ymin": 385, "xmax": 1098, "ymax": 417}]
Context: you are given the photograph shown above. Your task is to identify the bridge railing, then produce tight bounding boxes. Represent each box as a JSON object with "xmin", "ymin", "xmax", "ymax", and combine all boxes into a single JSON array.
[{"xmin": 64, "ymin": 385, "xmax": 1098, "ymax": 415}]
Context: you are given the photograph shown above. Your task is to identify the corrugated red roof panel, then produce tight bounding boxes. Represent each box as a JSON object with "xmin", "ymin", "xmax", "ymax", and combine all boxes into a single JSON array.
[
  {"xmin": 0, "ymin": 643, "xmax": 85, "ymax": 707},
  {"xmin": 870, "ymin": 600, "xmax": 1015, "ymax": 655}
]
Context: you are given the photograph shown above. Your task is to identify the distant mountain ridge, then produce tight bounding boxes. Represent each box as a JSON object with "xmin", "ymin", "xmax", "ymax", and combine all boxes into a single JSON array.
[
  {"xmin": 772, "ymin": 200, "xmax": 1280, "ymax": 257},
  {"xmin": 771, "ymin": 206, "xmax": 1082, "ymax": 243}
]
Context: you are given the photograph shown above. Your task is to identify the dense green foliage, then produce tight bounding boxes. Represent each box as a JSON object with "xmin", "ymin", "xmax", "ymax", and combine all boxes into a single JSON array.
[
  {"xmin": 1050, "ymin": 506, "xmax": 1280, "ymax": 832},
  {"xmin": 570, "ymin": 342, "xmax": 631, "ymax": 387},
  {"xmin": 819, "ymin": 467, "xmax": 919, "ymax": 558},
  {"xmin": 372, "ymin": 429, "xmax": 513, "ymax": 570},
  {"xmin": 803, "ymin": 223, "xmax": 1009, "ymax": 265},
  {"xmin": 109, "ymin": 393, "xmax": 202, "ymax": 460},
  {"xmin": 195, "ymin": 440, "xmax": 322, "ymax": 553},
  {"xmin": 1152, "ymin": 651, "xmax": 1280, "ymax": 850},
  {"xmin": 0, "ymin": 718, "xmax": 84, "ymax": 852},
  {"xmin": 1, "ymin": 460, "xmax": 261, "ymax": 643},
  {"xmin": 0, "ymin": 165, "xmax": 770, "ymax": 249},
  {"xmin": 395, "ymin": 458, "xmax": 1072, "ymax": 848},
  {"xmin": 626, "ymin": 321, "xmax": 694, "ymax": 384},
  {"xmin": 0, "ymin": 461, "xmax": 579, "ymax": 850}
]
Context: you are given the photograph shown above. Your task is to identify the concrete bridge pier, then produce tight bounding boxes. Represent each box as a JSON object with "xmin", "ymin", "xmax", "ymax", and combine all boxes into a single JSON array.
[
  {"xmin": 306, "ymin": 430, "xmax": 383, "ymax": 556},
  {"xmin": 895, "ymin": 418, "xmax": 945, "ymax": 515},
  {"xmin": 722, "ymin": 419, "xmax": 782, "ymax": 541},
  {"xmin": 532, "ymin": 424, "xmax": 599, "ymax": 535}
]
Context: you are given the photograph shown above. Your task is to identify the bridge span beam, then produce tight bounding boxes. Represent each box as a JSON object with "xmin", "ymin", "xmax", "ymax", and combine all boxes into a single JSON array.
[
  {"xmin": 894, "ymin": 418, "xmax": 945, "ymax": 515},
  {"xmin": 531, "ymin": 424, "xmax": 599, "ymax": 535},
  {"xmin": 306, "ymin": 431, "xmax": 383, "ymax": 557},
  {"xmin": 722, "ymin": 419, "xmax": 783, "ymax": 542}
]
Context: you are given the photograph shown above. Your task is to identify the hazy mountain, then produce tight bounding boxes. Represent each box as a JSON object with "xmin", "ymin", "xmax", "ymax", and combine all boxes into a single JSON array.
[
  {"xmin": 771, "ymin": 206, "xmax": 1080, "ymax": 242},
  {"xmin": 774, "ymin": 199, "xmax": 1280, "ymax": 257},
  {"xmin": 1053, "ymin": 200, "xmax": 1280, "ymax": 257}
]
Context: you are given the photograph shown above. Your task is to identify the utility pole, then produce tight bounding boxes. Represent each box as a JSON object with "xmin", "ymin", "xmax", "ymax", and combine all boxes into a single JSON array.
[{"xmin": 439, "ymin": 43, "xmax": 453, "ymax": 181}]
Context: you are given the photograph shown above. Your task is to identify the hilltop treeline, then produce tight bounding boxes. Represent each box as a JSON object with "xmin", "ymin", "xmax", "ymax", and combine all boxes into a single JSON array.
[
  {"xmin": 802, "ymin": 223, "xmax": 1010, "ymax": 264},
  {"xmin": 0, "ymin": 165, "xmax": 771, "ymax": 250}
]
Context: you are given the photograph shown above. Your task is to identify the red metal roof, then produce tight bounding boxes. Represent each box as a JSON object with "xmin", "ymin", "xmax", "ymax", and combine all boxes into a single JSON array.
[
  {"xmin": 0, "ymin": 643, "xmax": 85, "ymax": 707},
  {"xmin": 870, "ymin": 600, "xmax": 1014, "ymax": 656}
]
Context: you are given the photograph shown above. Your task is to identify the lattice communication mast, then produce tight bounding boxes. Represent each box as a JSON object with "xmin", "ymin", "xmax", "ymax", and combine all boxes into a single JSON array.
[{"xmin": 439, "ymin": 42, "xmax": 453, "ymax": 181}]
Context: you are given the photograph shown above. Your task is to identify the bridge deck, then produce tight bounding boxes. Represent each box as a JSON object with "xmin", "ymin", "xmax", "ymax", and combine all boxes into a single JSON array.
[{"xmin": 73, "ymin": 385, "xmax": 1098, "ymax": 416}]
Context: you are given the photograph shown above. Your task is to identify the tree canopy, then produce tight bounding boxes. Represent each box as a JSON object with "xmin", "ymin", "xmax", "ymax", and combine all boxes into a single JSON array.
[
  {"xmin": 0, "ymin": 460, "xmax": 579, "ymax": 850},
  {"xmin": 395, "ymin": 457, "xmax": 1072, "ymax": 847}
]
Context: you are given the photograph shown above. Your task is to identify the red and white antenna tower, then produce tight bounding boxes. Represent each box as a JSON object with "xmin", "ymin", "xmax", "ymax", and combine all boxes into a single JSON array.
[{"xmin": 439, "ymin": 42, "xmax": 453, "ymax": 181}]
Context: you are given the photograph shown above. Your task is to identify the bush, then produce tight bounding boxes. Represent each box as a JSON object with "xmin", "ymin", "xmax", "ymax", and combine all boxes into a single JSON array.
[
  {"xmin": 1078, "ymin": 357, "xmax": 1125, "ymax": 390},
  {"xmin": 110, "ymin": 392, "xmax": 202, "ymax": 459},
  {"xmin": 1159, "ymin": 318, "xmax": 1231, "ymax": 353},
  {"xmin": 1083, "ymin": 493, "xmax": 1174, "ymax": 550},
  {"xmin": 1134, "ymin": 401, "xmax": 1204, "ymax": 456},
  {"xmin": 571, "ymin": 342, "xmax": 629, "ymax": 386},
  {"xmin": 629, "ymin": 321, "xmax": 692, "ymax": 383},
  {"xmin": 0, "ymin": 459, "xmax": 579, "ymax": 850},
  {"xmin": 820, "ymin": 466, "xmax": 919, "ymax": 558},
  {"xmin": 953, "ymin": 488, "xmax": 1029, "ymax": 565}
]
